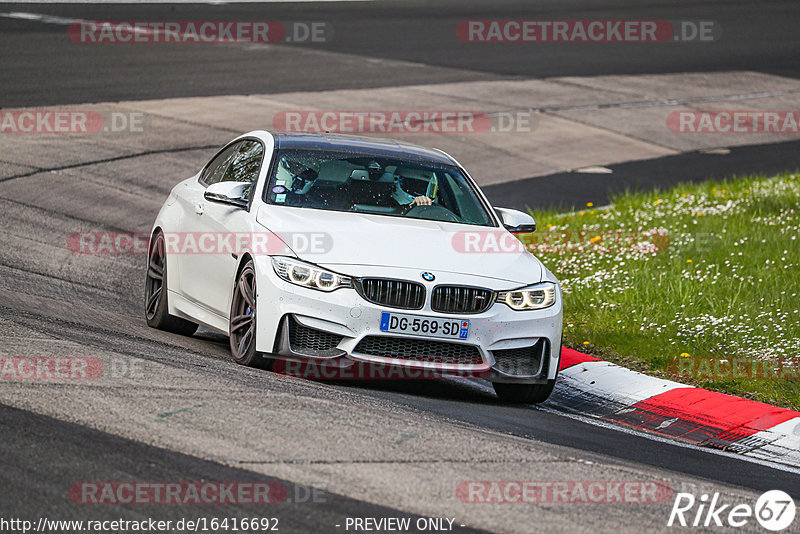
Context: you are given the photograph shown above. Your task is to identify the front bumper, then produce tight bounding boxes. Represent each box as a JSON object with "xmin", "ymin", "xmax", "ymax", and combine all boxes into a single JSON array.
[{"xmin": 253, "ymin": 258, "xmax": 563, "ymax": 383}]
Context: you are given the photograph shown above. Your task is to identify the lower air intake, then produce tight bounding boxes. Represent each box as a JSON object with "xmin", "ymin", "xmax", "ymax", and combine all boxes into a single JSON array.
[
  {"xmin": 354, "ymin": 336, "xmax": 484, "ymax": 367},
  {"xmin": 288, "ymin": 316, "xmax": 343, "ymax": 357},
  {"xmin": 491, "ymin": 339, "xmax": 548, "ymax": 377}
]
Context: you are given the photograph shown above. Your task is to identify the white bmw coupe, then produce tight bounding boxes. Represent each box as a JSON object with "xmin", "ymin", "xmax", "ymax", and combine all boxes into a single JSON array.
[{"xmin": 146, "ymin": 131, "xmax": 562, "ymax": 403}]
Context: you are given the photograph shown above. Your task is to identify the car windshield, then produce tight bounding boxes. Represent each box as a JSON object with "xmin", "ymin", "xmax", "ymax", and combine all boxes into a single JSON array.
[{"xmin": 264, "ymin": 149, "xmax": 495, "ymax": 227}]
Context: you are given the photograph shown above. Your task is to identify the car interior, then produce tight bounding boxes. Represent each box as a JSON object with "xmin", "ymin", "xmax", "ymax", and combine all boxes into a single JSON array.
[{"xmin": 267, "ymin": 152, "xmax": 493, "ymax": 226}]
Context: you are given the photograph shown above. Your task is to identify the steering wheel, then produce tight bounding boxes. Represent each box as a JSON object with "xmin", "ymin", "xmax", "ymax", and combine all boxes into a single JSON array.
[
  {"xmin": 404, "ymin": 204, "xmax": 459, "ymax": 222},
  {"xmin": 289, "ymin": 169, "xmax": 318, "ymax": 194}
]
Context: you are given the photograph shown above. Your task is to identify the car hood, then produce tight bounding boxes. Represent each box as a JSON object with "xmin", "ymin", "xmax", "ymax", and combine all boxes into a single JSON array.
[{"xmin": 256, "ymin": 206, "xmax": 543, "ymax": 285}]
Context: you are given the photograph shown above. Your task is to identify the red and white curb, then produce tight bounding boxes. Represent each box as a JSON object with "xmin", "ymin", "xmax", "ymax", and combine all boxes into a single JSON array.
[{"xmin": 550, "ymin": 349, "xmax": 800, "ymax": 468}]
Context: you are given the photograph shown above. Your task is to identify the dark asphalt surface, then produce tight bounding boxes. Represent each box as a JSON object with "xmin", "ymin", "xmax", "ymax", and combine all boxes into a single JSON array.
[
  {"xmin": 1, "ymin": 1, "xmax": 799, "ymax": 531},
  {"xmin": 1, "ymin": 0, "xmax": 799, "ymax": 107},
  {"xmin": 0, "ymin": 403, "xmax": 486, "ymax": 533},
  {"xmin": 335, "ymin": 379, "xmax": 800, "ymax": 496},
  {"xmin": 483, "ymin": 139, "xmax": 800, "ymax": 211},
  {"xmin": 3, "ymin": 0, "xmax": 799, "ymax": 207}
]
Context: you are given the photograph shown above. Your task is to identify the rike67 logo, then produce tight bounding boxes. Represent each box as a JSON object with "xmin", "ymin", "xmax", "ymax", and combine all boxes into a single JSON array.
[{"xmin": 668, "ymin": 490, "xmax": 796, "ymax": 531}]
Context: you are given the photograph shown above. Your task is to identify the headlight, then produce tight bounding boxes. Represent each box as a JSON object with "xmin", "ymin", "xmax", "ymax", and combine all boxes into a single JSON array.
[
  {"xmin": 271, "ymin": 257, "xmax": 351, "ymax": 292},
  {"xmin": 497, "ymin": 282, "xmax": 556, "ymax": 310}
]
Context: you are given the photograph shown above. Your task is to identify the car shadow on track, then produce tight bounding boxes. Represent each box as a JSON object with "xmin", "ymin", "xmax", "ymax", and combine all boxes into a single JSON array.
[
  {"xmin": 315, "ymin": 376, "xmax": 512, "ymax": 406},
  {"xmin": 190, "ymin": 328, "xmax": 529, "ymax": 408}
]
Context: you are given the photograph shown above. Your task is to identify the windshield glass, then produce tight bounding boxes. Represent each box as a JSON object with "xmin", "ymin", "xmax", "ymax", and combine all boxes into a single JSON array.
[{"xmin": 264, "ymin": 149, "xmax": 495, "ymax": 227}]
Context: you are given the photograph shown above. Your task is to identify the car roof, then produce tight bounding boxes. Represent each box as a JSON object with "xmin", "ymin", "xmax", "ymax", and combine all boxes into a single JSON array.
[{"xmin": 271, "ymin": 132, "xmax": 457, "ymax": 166}]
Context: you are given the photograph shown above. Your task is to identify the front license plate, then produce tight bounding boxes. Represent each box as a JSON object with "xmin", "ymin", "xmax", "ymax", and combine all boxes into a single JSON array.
[{"xmin": 379, "ymin": 312, "xmax": 469, "ymax": 340}]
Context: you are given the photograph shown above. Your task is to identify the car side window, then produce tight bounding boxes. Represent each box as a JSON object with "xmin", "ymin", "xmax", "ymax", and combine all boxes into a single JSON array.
[
  {"xmin": 200, "ymin": 142, "xmax": 241, "ymax": 187},
  {"xmin": 219, "ymin": 140, "xmax": 265, "ymax": 200}
]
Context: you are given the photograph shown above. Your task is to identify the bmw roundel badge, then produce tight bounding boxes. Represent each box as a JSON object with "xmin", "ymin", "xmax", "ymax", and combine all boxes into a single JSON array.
[{"xmin": 421, "ymin": 272, "xmax": 435, "ymax": 282}]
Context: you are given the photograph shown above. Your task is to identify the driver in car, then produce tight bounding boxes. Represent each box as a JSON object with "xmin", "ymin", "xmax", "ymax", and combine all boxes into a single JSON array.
[
  {"xmin": 392, "ymin": 168, "xmax": 437, "ymax": 207},
  {"xmin": 284, "ymin": 168, "xmax": 319, "ymax": 206}
]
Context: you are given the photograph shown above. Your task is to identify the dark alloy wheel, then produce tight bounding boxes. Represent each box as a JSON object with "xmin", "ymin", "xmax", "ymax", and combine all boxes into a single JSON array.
[
  {"xmin": 144, "ymin": 231, "xmax": 198, "ymax": 336},
  {"xmin": 229, "ymin": 261, "xmax": 263, "ymax": 367}
]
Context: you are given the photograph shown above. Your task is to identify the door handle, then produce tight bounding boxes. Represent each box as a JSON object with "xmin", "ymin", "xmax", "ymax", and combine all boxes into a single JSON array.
[{"xmin": 194, "ymin": 202, "xmax": 204, "ymax": 216}]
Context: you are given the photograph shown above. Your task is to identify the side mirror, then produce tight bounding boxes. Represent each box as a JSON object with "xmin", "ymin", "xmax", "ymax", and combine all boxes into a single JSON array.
[
  {"xmin": 204, "ymin": 181, "xmax": 250, "ymax": 208},
  {"xmin": 496, "ymin": 207, "xmax": 536, "ymax": 234}
]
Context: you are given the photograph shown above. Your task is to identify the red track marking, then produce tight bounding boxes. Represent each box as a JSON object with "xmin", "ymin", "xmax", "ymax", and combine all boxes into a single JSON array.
[{"xmin": 559, "ymin": 348, "xmax": 601, "ymax": 371}]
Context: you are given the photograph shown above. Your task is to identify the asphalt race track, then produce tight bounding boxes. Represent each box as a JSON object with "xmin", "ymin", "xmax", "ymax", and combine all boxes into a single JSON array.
[
  {"xmin": 2, "ymin": 0, "xmax": 800, "ymax": 105},
  {"xmin": 1, "ymin": 1, "xmax": 799, "ymax": 533}
]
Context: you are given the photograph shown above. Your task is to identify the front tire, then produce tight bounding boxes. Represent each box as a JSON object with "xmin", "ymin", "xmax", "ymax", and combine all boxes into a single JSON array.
[
  {"xmin": 229, "ymin": 261, "xmax": 262, "ymax": 367},
  {"xmin": 144, "ymin": 231, "xmax": 198, "ymax": 336},
  {"xmin": 492, "ymin": 380, "xmax": 556, "ymax": 404},
  {"xmin": 493, "ymin": 339, "xmax": 562, "ymax": 404}
]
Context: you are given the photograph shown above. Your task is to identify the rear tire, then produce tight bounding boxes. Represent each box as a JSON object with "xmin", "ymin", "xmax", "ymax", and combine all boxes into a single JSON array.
[
  {"xmin": 144, "ymin": 231, "xmax": 198, "ymax": 336},
  {"xmin": 492, "ymin": 380, "xmax": 556, "ymax": 404}
]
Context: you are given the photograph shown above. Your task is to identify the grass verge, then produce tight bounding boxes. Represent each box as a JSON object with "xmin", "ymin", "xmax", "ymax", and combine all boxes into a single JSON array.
[{"xmin": 525, "ymin": 172, "xmax": 800, "ymax": 410}]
